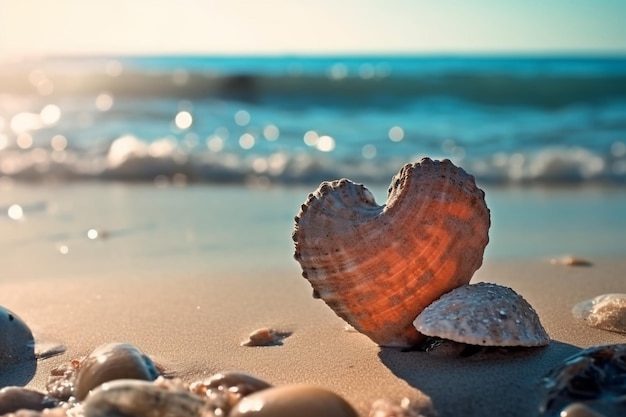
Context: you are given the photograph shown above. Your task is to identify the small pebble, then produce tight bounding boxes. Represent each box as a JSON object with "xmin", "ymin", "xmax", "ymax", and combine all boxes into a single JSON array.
[
  {"xmin": 0, "ymin": 387, "xmax": 56, "ymax": 414},
  {"xmin": 230, "ymin": 384, "xmax": 359, "ymax": 417},
  {"xmin": 559, "ymin": 403, "xmax": 606, "ymax": 417},
  {"xmin": 550, "ymin": 256, "xmax": 592, "ymax": 267},
  {"xmin": 0, "ymin": 306, "xmax": 35, "ymax": 366}
]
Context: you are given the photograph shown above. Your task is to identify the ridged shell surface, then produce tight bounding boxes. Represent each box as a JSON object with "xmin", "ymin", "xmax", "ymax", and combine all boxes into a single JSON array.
[
  {"xmin": 293, "ymin": 158, "xmax": 490, "ymax": 347},
  {"xmin": 414, "ymin": 282, "xmax": 550, "ymax": 346}
]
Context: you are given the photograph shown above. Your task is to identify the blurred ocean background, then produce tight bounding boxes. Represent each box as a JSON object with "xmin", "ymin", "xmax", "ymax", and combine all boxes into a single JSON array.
[
  {"xmin": 2, "ymin": 55, "xmax": 626, "ymax": 187},
  {"xmin": 3, "ymin": 53, "xmax": 626, "ymax": 273}
]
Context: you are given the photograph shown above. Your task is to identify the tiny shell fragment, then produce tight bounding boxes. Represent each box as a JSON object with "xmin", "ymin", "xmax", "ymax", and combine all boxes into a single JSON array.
[
  {"xmin": 369, "ymin": 397, "xmax": 435, "ymax": 417},
  {"xmin": 413, "ymin": 282, "xmax": 550, "ymax": 347},
  {"xmin": 241, "ymin": 328, "xmax": 291, "ymax": 346},
  {"xmin": 572, "ymin": 294, "xmax": 626, "ymax": 334},
  {"xmin": 230, "ymin": 384, "xmax": 359, "ymax": 417},
  {"xmin": 550, "ymin": 255, "xmax": 593, "ymax": 267}
]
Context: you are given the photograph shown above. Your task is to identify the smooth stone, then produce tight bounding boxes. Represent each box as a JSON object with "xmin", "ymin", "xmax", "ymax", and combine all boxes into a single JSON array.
[
  {"xmin": 74, "ymin": 342, "xmax": 160, "ymax": 400},
  {"xmin": 230, "ymin": 384, "xmax": 359, "ymax": 417},
  {"xmin": 0, "ymin": 387, "xmax": 56, "ymax": 414},
  {"xmin": 559, "ymin": 403, "xmax": 607, "ymax": 417},
  {"xmin": 0, "ymin": 306, "xmax": 35, "ymax": 367}
]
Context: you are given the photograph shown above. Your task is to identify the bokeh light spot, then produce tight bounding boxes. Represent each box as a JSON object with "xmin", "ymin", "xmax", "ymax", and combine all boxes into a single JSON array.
[
  {"xmin": 303, "ymin": 130, "xmax": 319, "ymax": 146},
  {"xmin": 362, "ymin": 144, "xmax": 377, "ymax": 159},
  {"xmin": 16, "ymin": 133, "xmax": 33, "ymax": 149},
  {"xmin": 252, "ymin": 158, "xmax": 268, "ymax": 173},
  {"xmin": 388, "ymin": 126, "xmax": 405, "ymax": 142},
  {"xmin": 96, "ymin": 92, "xmax": 114, "ymax": 111},
  {"xmin": 11, "ymin": 112, "xmax": 41, "ymax": 133},
  {"xmin": 328, "ymin": 63, "xmax": 348, "ymax": 80},
  {"xmin": 87, "ymin": 229, "xmax": 99, "ymax": 239},
  {"xmin": 235, "ymin": 110, "xmax": 251, "ymax": 126},
  {"xmin": 317, "ymin": 135, "xmax": 335, "ymax": 152},
  {"xmin": 8, "ymin": 204, "xmax": 23, "ymax": 220},
  {"xmin": 207, "ymin": 135, "xmax": 224, "ymax": 152},
  {"xmin": 175, "ymin": 111, "xmax": 193, "ymax": 130},
  {"xmin": 263, "ymin": 124, "xmax": 279, "ymax": 141},
  {"xmin": 40, "ymin": 104, "xmax": 61, "ymax": 125},
  {"xmin": 239, "ymin": 133, "xmax": 255, "ymax": 149}
]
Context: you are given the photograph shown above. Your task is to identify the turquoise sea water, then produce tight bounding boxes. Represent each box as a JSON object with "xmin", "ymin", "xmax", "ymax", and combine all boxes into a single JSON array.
[{"xmin": 1, "ymin": 55, "xmax": 626, "ymax": 186}]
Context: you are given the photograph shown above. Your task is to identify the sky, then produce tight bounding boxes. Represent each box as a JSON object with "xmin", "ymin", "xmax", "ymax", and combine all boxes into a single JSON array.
[{"xmin": 1, "ymin": 0, "xmax": 626, "ymax": 56}]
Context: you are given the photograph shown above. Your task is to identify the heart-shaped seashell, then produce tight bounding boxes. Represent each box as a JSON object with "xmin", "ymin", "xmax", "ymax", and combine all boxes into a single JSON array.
[{"xmin": 293, "ymin": 158, "xmax": 490, "ymax": 347}]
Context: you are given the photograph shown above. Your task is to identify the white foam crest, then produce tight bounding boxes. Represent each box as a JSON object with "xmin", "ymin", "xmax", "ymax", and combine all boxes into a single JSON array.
[
  {"xmin": 1, "ymin": 141, "xmax": 626, "ymax": 186},
  {"xmin": 471, "ymin": 147, "xmax": 617, "ymax": 184}
]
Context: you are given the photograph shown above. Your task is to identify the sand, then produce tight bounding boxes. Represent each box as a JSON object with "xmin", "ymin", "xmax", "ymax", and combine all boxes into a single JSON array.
[
  {"xmin": 2, "ymin": 183, "xmax": 626, "ymax": 416},
  {"xmin": 1, "ymin": 257, "xmax": 625, "ymax": 416}
]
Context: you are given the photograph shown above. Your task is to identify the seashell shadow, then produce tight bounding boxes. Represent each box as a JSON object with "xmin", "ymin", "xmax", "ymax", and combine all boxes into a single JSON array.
[{"xmin": 377, "ymin": 339, "xmax": 581, "ymax": 417}]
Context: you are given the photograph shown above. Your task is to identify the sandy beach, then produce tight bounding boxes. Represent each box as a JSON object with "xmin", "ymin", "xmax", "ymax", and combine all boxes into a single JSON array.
[{"xmin": 1, "ymin": 183, "xmax": 626, "ymax": 416}]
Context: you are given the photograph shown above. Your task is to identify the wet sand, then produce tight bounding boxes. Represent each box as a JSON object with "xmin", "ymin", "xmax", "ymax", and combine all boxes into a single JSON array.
[{"xmin": 1, "ymin": 257, "xmax": 625, "ymax": 416}]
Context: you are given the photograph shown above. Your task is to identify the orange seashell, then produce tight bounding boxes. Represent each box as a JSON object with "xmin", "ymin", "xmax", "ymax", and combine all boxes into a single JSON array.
[{"xmin": 292, "ymin": 158, "xmax": 490, "ymax": 347}]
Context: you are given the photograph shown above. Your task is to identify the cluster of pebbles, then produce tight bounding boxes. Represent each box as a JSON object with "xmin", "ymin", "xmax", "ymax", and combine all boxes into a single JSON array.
[
  {"xmin": 1, "ymin": 306, "xmax": 430, "ymax": 417},
  {"xmin": 1, "ymin": 339, "xmax": 361, "ymax": 417}
]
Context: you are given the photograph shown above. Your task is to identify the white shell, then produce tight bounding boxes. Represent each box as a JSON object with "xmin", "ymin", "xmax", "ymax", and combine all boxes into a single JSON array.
[
  {"xmin": 0, "ymin": 387, "xmax": 56, "ymax": 414},
  {"xmin": 572, "ymin": 294, "xmax": 626, "ymax": 334},
  {"xmin": 413, "ymin": 282, "xmax": 550, "ymax": 346}
]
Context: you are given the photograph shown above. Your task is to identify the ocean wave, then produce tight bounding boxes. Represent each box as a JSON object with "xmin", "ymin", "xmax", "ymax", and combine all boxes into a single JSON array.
[
  {"xmin": 2, "ymin": 66, "xmax": 626, "ymax": 108},
  {"xmin": 1, "ymin": 135, "xmax": 625, "ymax": 187}
]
